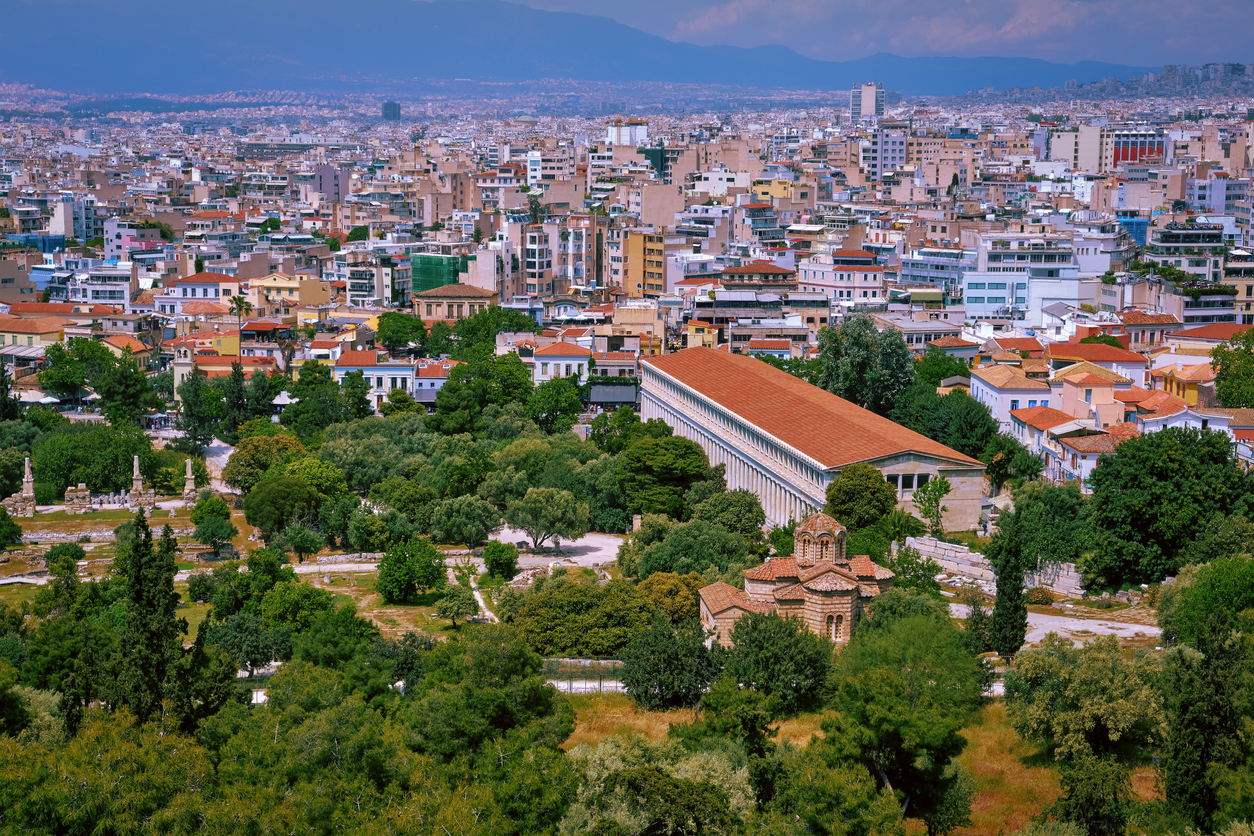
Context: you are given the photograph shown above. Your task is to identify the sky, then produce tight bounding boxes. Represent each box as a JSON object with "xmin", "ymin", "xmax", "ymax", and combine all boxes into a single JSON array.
[{"xmin": 499, "ymin": 0, "xmax": 1251, "ymax": 66}]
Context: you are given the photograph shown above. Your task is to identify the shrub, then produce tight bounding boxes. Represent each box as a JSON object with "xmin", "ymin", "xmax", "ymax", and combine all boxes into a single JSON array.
[{"xmin": 1025, "ymin": 586, "xmax": 1054, "ymax": 606}]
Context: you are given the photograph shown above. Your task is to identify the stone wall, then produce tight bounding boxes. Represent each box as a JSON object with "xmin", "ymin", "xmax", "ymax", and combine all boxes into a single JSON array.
[{"xmin": 903, "ymin": 535, "xmax": 1086, "ymax": 598}]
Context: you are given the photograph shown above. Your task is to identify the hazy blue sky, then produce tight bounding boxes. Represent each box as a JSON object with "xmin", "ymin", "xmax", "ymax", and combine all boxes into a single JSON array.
[{"xmin": 494, "ymin": 0, "xmax": 1250, "ymax": 65}]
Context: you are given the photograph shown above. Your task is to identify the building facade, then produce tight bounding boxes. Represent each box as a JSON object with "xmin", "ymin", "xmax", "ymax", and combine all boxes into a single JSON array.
[{"xmin": 641, "ymin": 348, "xmax": 985, "ymax": 529}]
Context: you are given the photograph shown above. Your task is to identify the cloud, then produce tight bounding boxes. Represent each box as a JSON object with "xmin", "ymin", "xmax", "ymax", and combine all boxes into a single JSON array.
[{"xmin": 500, "ymin": 0, "xmax": 1253, "ymax": 64}]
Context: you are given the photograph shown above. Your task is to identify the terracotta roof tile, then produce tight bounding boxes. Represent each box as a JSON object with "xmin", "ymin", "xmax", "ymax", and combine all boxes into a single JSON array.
[
  {"xmin": 972, "ymin": 364, "xmax": 1051, "ymax": 390},
  {"xmin": 1169, "ymin": 323, "xmax": 1254, "ymax": 342},
  {"xmin": 1010, "ymin": 405, "xmax": 1076, "ymax": 430},
  {"xmin": 1052, "ymin": 361, "xmax": 1132, "ymax": 385},
  {"xmin": 1119, "ymin": 310, "xmax": 1181, "ymax": 326},
  {"xmin": 1045, "ymin": 343, "xmax": 1146, "ymax": 364},
  {"xmin": 645, "ymin": 349, "xmax": 984, "ymax": 469},
  {"xmin": 699, "ymin": 581, "xmax": 753, "ymax": 615}
]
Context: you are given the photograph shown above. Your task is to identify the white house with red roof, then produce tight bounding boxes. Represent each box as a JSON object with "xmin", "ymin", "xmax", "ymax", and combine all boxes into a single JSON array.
[
  {"xmin": 532, "ymin": 341, "xmax": 591, "ymax": 385},
  {"xmin": 153, "ymin": 272, "xmax": 240, "ymax": 316},
  {"xmin": 333, "ymin": 350, "xmax": 419, "ymax": 412},
  {"xmin": 414, "ymin": 358, "xmax": 463, "ymax": 405}
]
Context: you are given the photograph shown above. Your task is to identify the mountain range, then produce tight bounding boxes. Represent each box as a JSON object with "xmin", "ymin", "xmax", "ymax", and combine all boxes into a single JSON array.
[{"xmin": 1, "ymin": 0, "xmax": 1156, "ymax": 97}]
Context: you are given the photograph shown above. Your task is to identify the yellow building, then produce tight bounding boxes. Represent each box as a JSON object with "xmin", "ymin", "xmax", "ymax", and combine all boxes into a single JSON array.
[
  {"xmin": 623, "ymin": 229, "xmax": 665, "ymax": 298},
  {"xmin": 685, "ymin": 319, "xmax": 722, "ymax": 349},
  {"xmin": 246, "ymin": 273, "xmax": 331, "ymax": 317},
  {"xmin": 1151, "ymin": 362, "xmax": 1215, "ymax": 405},
  {"xmin": 0, "ymin": 316, "xmax": 68, "ymax": 347}
]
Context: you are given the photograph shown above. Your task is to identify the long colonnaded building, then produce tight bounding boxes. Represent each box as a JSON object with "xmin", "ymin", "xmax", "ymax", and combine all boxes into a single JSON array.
[{"xmin": 641, "ymin": 347, "xmax": 985, "ymax": 529}]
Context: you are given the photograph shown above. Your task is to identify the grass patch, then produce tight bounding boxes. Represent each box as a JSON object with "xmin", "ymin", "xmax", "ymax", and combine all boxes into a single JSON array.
[
  {"xmin": 946, "ymin": 531, "xmax": 991, "ymax": 554},
  {"xmin": 561, "ymin": 692, "xmax": 826, "ymax": 751},
  {"xmin": 956, "ymin": 703, "xmax": 1060, "ymax": 836},
  {"xmin": 0, "ymin": 581, "xmax": 41, "ymax": 608},
  {"xmin": 30, "ymin": 509, "xmax": 138, "ymax": 523}
]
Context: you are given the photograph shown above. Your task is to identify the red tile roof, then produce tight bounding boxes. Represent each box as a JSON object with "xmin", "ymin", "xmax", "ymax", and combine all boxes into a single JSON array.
[
  {"xmin": 644, "ymin": 348, "xmax": 983, "ymax": 470},
  {"xmin": 927, "ymin": 335, "xmax": 978, "ymax": 349},
  {"xmin": 1169, "ymin": 323, "xmax": 1254, "ymax": 342},
  {"xmin": 1119, "ymin": 310, "xmax": 1180, "ymax": 326},
  {"xmin": 993, "ymin": 337, "xmax": 1044, "ymax": 353},
  {"xmin": 721, "ymin": 262, "xmax": 795, "ymax": 276},
  {"xmin": 534, "ymin": 342, "xmax": 592, "ymax": 357},
  {"xmin": 1009, "ymin": 405, "xmax": 1076, "ymax": 430},
  {"xmin": 1045, "ymin": 342, "xmax": 1146, "ymax": 364},
  {"xmin": 748, "ymin": 338, "xmax": 792, "ymax": 350},
  {"xmin": 335, "ymin": 350, "xmax": 381, "ymax": 367}
]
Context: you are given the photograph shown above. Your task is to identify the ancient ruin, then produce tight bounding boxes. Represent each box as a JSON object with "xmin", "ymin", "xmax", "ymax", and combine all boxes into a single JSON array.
[
  {"xmin": 2, "ymin": 457, "xmax": 36, "ymax": 518},
  {"xmin": 128, "ymin": 455, "xmax": 157, "ymax": 514}
]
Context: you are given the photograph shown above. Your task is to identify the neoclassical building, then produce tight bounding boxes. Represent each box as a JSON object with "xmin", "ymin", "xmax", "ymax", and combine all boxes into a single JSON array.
[
  {"xmin": 698, "ymin": 513, "xmax": 894, "ymax": 646},
  {"xmin": 640, "ymin": 348, "xmax": 985, "ymax": 529}
]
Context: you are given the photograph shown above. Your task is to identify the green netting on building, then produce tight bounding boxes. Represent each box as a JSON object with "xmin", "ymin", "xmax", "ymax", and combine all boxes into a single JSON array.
[{"xmin": 411, "ymin": 253, "xmax": 474, "ymax": 293}]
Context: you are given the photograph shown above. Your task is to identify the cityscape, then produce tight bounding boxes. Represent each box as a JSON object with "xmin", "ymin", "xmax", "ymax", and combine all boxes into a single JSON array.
[{"xmin": 0, "ymin": 2, "xmax": 1252, "ymax": 834}]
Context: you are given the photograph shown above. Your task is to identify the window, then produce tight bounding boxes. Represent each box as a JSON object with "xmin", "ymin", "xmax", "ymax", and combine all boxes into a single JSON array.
[
  {"xmin": 885, "ymin": 474, "xmax": 899, "ymax": 489},
  {"xmin": 917, "ymin": 474, "xmax": 931, "ymax": 488},
  {"xmin": 901, "ymin": 474, "xmax": 915, "ymax": 491},
  {"xmin": 541, "ymin": 362, "xmax": 549, "ymax": 375},
  {"xmin": 1010, "ymin": 399, "xmax": 1019, "ymax": 410},
  {"xmin": 1084, "ymin": 389, "xmax": 1092, "ymax": 404},
  {"xmin": 1028, "ymin": 400, "xmax": 1038, "ymax": 408},
  {"xmin": 375, "ymin": 376, "xmax": 384, "ymax": 389}
]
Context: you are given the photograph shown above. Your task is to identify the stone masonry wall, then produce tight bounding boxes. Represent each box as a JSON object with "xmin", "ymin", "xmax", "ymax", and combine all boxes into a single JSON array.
[{"xmin": 904, "ymin": 535, "xmax": 1086, "ymax": 598}]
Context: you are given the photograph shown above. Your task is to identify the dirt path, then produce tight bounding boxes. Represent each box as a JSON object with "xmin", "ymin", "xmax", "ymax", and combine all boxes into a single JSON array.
[{"xmin": 950, "ymin": 603, "xmax": 1161, "ymax": 648}]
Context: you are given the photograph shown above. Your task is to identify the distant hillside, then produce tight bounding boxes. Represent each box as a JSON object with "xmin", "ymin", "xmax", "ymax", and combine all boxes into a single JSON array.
[{"xmin": 0, "ymin": 0, "xmax": 1154, "ymax": 96}]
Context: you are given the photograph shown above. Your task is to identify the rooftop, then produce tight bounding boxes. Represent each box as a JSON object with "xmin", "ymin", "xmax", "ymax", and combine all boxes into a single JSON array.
[{"xmin": 644, "ymin": 348, "xmax": 983, "ymax": 471}]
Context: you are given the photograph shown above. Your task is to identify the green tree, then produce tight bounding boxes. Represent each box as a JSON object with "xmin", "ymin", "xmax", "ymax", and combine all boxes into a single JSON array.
[
  {"xmin": 505, "ymin": 488, "xmax": 590, "ymax": 550},
  {"xmin": 515, "ymin": 578, "xmax": 655, "ymax": 656},
  {"xmin": 987, "ymin": 483, "xmax": 1086, "ymax": 658},
  {"xmin": 1087, "ymin": 427, "xmax": 1249, "ymax": 584},
  {"xmin": 1044, "ymin": 755, "xmax": 1134, "ymax": 836},
  {"xmin": 637, "ymin": 572, "xmax": 705, "ymax": 624},
  {"xmin": 217, "ymin": 361, "xmax": 251, "ymax": 442},
  {"xmin": 882, "ymin": 545, "xmax": 942, "ymax": 595},
  {"xmin": 529, "ymin": 377, "xmax": 583, "ymax": 434},
  {"xmin": 823, "ymin": 619, "xmax": 977, "ymax": 822},
  {"xmin": 174, "ymin": 372, "xmax": 222, "ymax": 453},
  {"xmin": 816, "ymin": 313, "xmax": 916, "ymax": 415},
  {"xmin": 430, "ymin": 494, "xmax": 500, "ymax": 551},
  {"xmin": 617, "ymin": 436, "xmax": 710, "ymax": 518},
  {"xmin": 276, "ymin": 523, "xmax": 324, "ymax": 563},
  {"xmin": 429, "ymin": 352, "xmax": 534, "ymax": 434},
  {"xmin": 914, "ymin": 346, "xmax": 970, "ymax": 387},
  {"xmin": 339, "ymin": 369, "xmax": 373, "ymax": 421},
  {"xmin": 435, "ymin": 585, "xmax": 478, "ymax": 626},
  {"xmin": 1078, "ymin": 334, "xmax": 1124, "ymax": 349},
  {"xmin": 692, "ymin": 489, "xmax": 766, "ymax": 537},
  {"xmin": 377, "ymin": 537, "xmax": 447, "ymax": 603},
  {"xmin": 243, "ymin": 477, "xmax": 321, "ymax": 541},
  {"xmin": 283, "ymin": 456, "xmax": 350, "ymax": 501},
  {"xmin": 375, "ymin": 311, "xmax": 428, "ymax": 356},
  {"xmin": 725, "ymin": 612, "xmax": 833, "ymax": 714},
  {"xmin": 95, "ymin": 347, "xmax": 160, "ymax": 425},
  {"xmin": 114, "ymin": 514, "xmax": 187, "ymax": 723},
  {"xmin": 222, "ymin": 433, "xmax": 305, "ymax": 492},
  {"xmin": 195, "ymin": 515, "xmax": 239, "ymax": 558},
  {"xmin": 1213, "ymin": 328, "xmax": 1254, "ymax": 407},
  {"xmin": 0, "ymin": 507, "xmax": 21, "ymax": 547},
  {"xmin": 621, "ymin": 612, "xmax": 720, "ymax": 710},
  {"xmin": 589, "ymin": 406, "xmax": 672, "ymax": 455},
  {"xmin": 637, "ymin": 519, "xmax": 749, "ymax": 580},
  {"xmin": 911, "ymin": 476, "xmax": 951, "ymax": 537},
  {"xmin": 1004, "ymin": 633, "xmax": 1165, "ymax": 761},
  {"xmin": 482, "ymin": 540, "xmax": 519, "ymax": 579},
  {"xmin": 228, "ymin": 294, "xmax": 254, "ymax": 339},
  {"xmin": 981, "ymin": 434, "xmax": 1043, "ymax": 495},
  {"xmin": 190, "ymin": 494, "xmax": 231, "ymax": 526},
  {"xmin": 825, "ymin": 463, "xmax": 899, "ymax": 530},
  {"xmin": 380, "ymin": 388, "xmax": 420, "ymax": 417},
  {"xmin": 1160, "ymin": 612, "xmax": 1243, "ymax": 829},
  {"xmin": 346, "ymin": 224, "xmax": 370, "ymax": 242},
  {"xmin": 0, "ymin": 365, "xmax": 22, "ymax": 422},
  {"xmin": 1171, "ymin": 555, "xmax": 1254, "ymax": 646}
]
